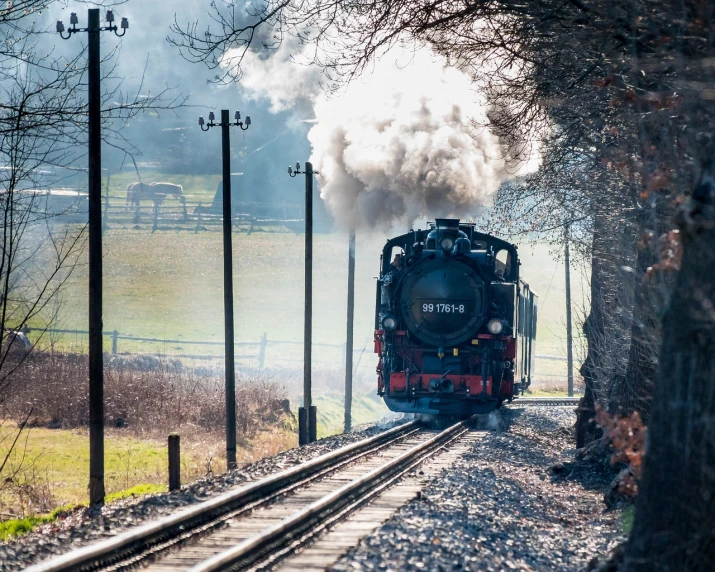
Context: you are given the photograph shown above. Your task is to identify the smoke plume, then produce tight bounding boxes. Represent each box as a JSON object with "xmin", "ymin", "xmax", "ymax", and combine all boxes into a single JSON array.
[{"xmin": 241, "ymin": 45, "xmax": 514, "ymax": 229}]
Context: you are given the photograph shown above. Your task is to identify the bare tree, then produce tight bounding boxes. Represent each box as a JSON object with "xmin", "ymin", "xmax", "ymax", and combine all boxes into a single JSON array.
[{"xmin": 0, "ymin": 2, "xmax": 187, "ymax": 478}]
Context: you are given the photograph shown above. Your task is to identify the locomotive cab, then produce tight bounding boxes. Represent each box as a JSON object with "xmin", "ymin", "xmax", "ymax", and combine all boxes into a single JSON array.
[{"xmin": 375, "ymin": 219, "xmax": 537, "ymax": 417}]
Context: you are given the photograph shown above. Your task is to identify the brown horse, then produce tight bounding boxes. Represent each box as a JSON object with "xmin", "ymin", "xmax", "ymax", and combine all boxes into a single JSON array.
[{"xmin": 125, "ymin": 182, "xmax": 185, "ymax": 207}]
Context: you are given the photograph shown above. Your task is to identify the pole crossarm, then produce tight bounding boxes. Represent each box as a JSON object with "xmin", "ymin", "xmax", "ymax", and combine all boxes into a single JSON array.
[
  {"xmin": 199, "ymin": 110, "xmax": 251, "ymax": 132},
  {"xmin": 57, "ymin": 10, "xmax": 128, "ymax": 40}
]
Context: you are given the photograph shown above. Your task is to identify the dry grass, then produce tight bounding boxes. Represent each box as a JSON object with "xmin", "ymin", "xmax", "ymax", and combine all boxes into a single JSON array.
[
  {"xmin": 2, "ymin": 352, "xmax": 290, "ymax": 434},
  {"xmin": 0, "ymin": 352, "xmax": 295, "ymax": 518}
]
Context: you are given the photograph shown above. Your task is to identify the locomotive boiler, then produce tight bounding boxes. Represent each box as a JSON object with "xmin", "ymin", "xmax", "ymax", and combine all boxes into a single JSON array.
[{"xmin": 375, "ymin": 219, "xmax": 537, "ymax": 416}]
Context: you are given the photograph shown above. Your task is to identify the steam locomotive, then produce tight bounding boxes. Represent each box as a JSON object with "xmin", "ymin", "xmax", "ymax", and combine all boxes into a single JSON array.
[{"xmin": 375, "ymin": 219, "xmax": 537, "ymax": 416}]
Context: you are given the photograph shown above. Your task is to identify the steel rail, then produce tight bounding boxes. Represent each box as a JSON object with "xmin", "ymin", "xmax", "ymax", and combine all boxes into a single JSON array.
[
  {"xmin": 189, "ymin": 417, "xmax": 473, "ymax": 572},
  {"xmin": 24, "ymin": 421, "xmax": 420, "ymax": 572},
  {"xmin": 512, "ymin": 397, "xmax": 580, "ymax": 406}
]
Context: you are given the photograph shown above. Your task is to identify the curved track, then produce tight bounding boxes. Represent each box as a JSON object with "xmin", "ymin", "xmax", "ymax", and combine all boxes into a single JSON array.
[{"xmin": 25, "ymin": 419, "xmax": 473, "ymax": 572}]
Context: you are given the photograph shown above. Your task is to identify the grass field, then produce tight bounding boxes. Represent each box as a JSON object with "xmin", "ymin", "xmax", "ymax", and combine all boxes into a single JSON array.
[
  {"xmin": 32, "ymin": 220, "xmax": 586, "ymax": 383},
  {"xmin": 34, "ymin": 169, "xmax": 588, "ymax": 381},
  {"xmin": 0, "ymin": 422, "xmax": 174, "ymax": 515}
]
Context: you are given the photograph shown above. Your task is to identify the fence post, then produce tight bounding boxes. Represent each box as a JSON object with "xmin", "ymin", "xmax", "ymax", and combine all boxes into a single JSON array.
[
  {"xmin": 298, "ymin": 407, "xmax": 308, "ymax": 446},
  {"xmin": 258, "ymin": 332, "xmax": 267, "ymax": 368},
  {"xmin": 181, "ymin": 197, "xmax": 188, "ymax": 222},
  {"xmin": 309, "ymin": 405, "xmax": 317, "ymax": 443},
  {"xmin": 194, "ymin": 202, "xmax": 203, "ymax": 234},
  {"xmin": 112, "ymin": 330, "xmax": 118, "ymax": 354},
  {"xmin": 168, "ymin": 434, "xmax": 180, "ymax": 491},
  {"xmin": 152, "ymin": 201, "xmax": 160, "ymax": 233}
]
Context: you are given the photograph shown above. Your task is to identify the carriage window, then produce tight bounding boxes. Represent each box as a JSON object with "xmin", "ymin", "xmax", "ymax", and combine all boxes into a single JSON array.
[{"xmin": 495, "ymin": 249, "xmax": 512, "ymax": 279}]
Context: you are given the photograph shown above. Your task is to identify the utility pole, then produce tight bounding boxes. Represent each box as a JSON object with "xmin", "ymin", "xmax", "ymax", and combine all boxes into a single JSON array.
[
  {"xmin": 288, "ymin": 161, "xmax": 318, "ymax": 444},
  {"xmin": 57, "ymin": 8, "xmax": 128, "ymax": 509},
  {"xmin": 86, "ymin": 8, "xmax": 103, "ymax": 509},
  {"xmin": 220, "ymin": 110, "xmax": 237, "ymax": 469},
  {"xmin": 344, "ymin": 230, "xmax": 356, "ymax": 433},
  {"xmin": 565, "ymin": 224, "xmax": 574, "ymax": 397},
  {"xmin": 199, "ymin": 110, "xmax": 251, "ymax": 470}
]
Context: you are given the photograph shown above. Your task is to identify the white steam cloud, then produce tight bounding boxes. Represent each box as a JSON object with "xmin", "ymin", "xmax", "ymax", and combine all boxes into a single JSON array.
[
  {"xmin": 239, "ymin": 44, "xmax": 521, "ymax": 230},
  {"xmin": 237, "ymin": 35, "xmax": 323, "ymax": 115}
]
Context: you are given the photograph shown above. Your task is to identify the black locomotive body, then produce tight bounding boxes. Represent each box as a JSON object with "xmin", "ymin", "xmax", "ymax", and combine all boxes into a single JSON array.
[{"xmin": 375, "ymin": 219, "xmax": 538, "ymax": 416}]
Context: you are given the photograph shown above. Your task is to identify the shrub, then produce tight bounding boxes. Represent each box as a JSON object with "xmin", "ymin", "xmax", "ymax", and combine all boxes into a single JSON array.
[{"xmin": 1, "ymin": 351, "xmax": 289, "ymax": 439}]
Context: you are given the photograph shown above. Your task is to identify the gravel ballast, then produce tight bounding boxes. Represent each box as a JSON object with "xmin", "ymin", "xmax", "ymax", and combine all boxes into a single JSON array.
[{"xmin": 331, "ymin": 406, "xmax": 625, "ymax": 572}]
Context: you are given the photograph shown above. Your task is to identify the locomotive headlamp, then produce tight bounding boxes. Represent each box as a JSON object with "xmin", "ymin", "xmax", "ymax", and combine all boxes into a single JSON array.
[
  {"xmin": 487, "ymin": 319, "xmax": 505, "ymax": 335},
  {"xmin": 382, "ymin": 315, "xmax": 398, "ymax": 331},
  {"xmin": 440, "ymin": 236, "xmax": 454, "ymax": 251}
]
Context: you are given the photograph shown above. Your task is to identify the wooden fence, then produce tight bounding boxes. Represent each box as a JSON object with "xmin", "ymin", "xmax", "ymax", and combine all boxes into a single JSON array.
[
  {"xmin": 101, "ymin": 200, "xmax": 313, "ymax": 233},
  {"xmin": 29, "ymin": 327, "xmax": 572, "ymax": 378},
  {"xmin": 29, "ymin": 189, "xmax": 333, "ymax": 233},
  {"xmin": 34, "ymin": 192, "xmax": 334, "ymax": 233}
]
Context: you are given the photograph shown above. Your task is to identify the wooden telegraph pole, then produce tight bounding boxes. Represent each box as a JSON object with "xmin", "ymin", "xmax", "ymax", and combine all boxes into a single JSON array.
[
  {"xmin": 220, "ymin": 110, "xmax": 237, "ymax": 470},
  {"xmin": 288, "ymin": 161, "xmax": 318, "ymax": 444},
  {"xmin": 198, "ymin": 109, "xmax": 251, "ymax": 470},
  {"xmin": 57, "ymin": 7, "xmax": 128, "ymax": 508},
  {"xmin": 86, "ymin": 8, "xmax": 104, "ymax": 507},
  {"xmin": 305, "ymin": 162, "xmax": 316, "ymax": 443},
  {"xmin": 344, "ymin": 230, "xmax": 356, "ymax": 433}
]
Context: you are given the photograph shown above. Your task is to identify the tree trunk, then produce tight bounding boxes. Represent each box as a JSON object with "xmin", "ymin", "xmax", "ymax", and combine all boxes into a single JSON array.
[
  {"xmin": 623, "ymin": 161, "xmax": 715, "ymax": 571},
  {"xmin": 608, "ymin": 241, "xmax": 659, "ymax": 419},
  {"xmin": 577, "ymin": 211, "xmax": 634, "ymax": 446}
]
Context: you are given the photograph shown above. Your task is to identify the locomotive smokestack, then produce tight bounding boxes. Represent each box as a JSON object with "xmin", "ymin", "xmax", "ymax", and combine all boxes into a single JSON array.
[{"xmin": 435, "ymin": 219, "xmax": 460, "ymax": 230}]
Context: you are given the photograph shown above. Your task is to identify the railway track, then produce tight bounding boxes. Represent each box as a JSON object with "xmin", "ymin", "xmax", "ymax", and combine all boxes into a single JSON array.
[
  {"xmin": 26, "ymin": 418, "xmax": 475, "ymax": 572},
  {"xmin": 512, "ymin": 396, "xmax": 581, "ymax": 406}
]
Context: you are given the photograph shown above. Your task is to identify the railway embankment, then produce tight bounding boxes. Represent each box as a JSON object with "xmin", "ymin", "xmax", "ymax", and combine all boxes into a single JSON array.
[
  {"xmin": 333, "ymin": 407, "xmax": 626, "ymax": 571},
  {"xmin": 1, "ymin": 409, "xmax": 626, "ymax": 571}
]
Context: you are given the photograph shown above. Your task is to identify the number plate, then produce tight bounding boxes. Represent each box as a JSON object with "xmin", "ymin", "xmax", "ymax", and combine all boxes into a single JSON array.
[{"xmin": 421, "ymin": 302, "xmax": 466, "ymax": 314}]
